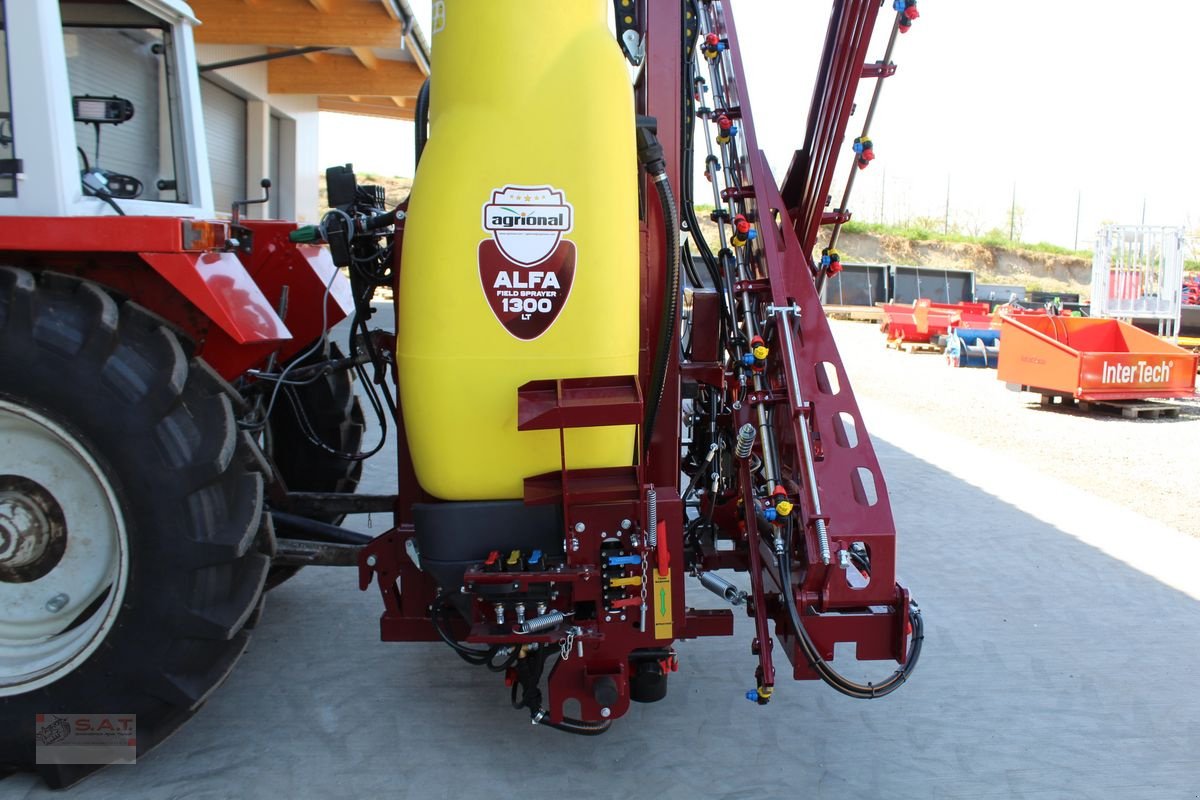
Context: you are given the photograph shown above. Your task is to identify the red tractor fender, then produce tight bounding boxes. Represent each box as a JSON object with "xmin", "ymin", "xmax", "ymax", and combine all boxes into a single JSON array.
[
  {"xmin": 0, "ymin": 216, "xmax": 352, "ymax": 379},
  {"xmin": 138, "ymin": 250, "xmax": 291, "ymax": 345}
]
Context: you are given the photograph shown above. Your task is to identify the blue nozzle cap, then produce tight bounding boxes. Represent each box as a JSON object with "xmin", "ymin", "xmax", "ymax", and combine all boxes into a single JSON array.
[
  {"xmin": 529, "ymin": 549, "xmax": 543, "ymax": 566},
  {"xmin": 742, "ymin": 353, "xmax": 756, "ymax": 366},
  {"xmin": 747, "ymin": 229, "xmax": 757, "ymax": 240},
  {"xmin": 764, "ymin": 508, "xmax": 778, "ymax": 522},
  {"xmin": 745, "ymin": 690, "xmax": 759, "ymax": 702}
]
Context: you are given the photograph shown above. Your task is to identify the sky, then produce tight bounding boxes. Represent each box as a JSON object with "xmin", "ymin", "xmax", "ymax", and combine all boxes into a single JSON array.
[{"xmin": 320, "ymin": 1, "xmax": 1200, "ymax": 251}]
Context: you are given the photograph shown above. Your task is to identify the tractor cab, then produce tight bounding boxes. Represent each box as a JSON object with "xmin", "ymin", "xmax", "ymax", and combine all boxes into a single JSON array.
[{"xmin": 0, "ymin": 0, "xmax": 214, "ymax": 218}]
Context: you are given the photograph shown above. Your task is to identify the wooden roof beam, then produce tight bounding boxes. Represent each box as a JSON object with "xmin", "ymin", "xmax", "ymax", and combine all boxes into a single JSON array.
[
  {"xmin": 268, "ymin": 51, "xmax": 424, "ymax": 96},
  {"xmin": 319, "ymin": 96, "xmax": 415, "ymax": 121},
  {"xmin": 350, "ymin": 47, "xmax": 378, "ymax": 70},
  {"xmin": 191, "ymin": 0, "xmax": 403, "ymax": 48}
]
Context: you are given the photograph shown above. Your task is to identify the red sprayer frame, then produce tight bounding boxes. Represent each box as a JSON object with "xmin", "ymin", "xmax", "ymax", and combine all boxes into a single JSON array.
[{"xmin": 360, "ymin": 0, "xmax": 919, "ymax": 723}]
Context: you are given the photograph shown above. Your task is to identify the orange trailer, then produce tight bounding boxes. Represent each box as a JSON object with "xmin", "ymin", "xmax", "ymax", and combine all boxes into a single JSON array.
[{"xmin": 997, "ymin": 315, "xmax": 1198, "ymax": 401}]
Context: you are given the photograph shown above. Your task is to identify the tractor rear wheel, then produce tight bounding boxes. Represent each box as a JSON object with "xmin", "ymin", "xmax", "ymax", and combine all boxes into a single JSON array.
[
  {"xmin": 262, "ymin": 343, "xmax": 364, "ymax": 590},
  {"xmin": 0, "ymin": 269, "xmax": 272, "ymax": 786}
]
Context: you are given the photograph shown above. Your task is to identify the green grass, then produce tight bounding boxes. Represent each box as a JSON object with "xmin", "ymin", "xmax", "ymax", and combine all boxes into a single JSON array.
[{"xmin": 839, "ymin": 220, "xmax": 1091, "ymax": 259}]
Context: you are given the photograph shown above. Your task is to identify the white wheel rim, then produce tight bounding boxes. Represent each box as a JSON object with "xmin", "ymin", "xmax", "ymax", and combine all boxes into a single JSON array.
[{"xmin": 0, "ymin": 399, "xmax": 129, "ymax": 696}]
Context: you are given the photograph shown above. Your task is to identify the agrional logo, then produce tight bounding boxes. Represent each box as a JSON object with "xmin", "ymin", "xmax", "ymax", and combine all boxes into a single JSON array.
[
  {"xmin": 482, "ymin": 186, "xmax": 574, "ymax": 266},
  {"xmin": 479, "ymin": 185, "xmax": 577, "ymax": 340}
]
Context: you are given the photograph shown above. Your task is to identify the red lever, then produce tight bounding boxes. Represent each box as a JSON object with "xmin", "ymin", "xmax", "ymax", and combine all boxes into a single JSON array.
[{"xmin": 656, "ymin": 520, "xmax": 669, "ymax": 575}]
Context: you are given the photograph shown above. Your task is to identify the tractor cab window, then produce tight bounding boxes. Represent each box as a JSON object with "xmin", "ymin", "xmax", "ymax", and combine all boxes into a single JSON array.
[
  {"xmin": 0, "ymin": 3, "xmax": 15, "ymax": 198},
  {"xmin": 61, "ymin": 1, "xmax": 190, "ymax": 204}
]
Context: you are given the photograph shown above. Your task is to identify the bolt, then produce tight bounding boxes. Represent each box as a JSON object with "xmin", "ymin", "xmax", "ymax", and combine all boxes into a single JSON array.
[
  {"xmin": 536, "ymin": 602, "xmax": 548, "ymax": 616},
  {"xmin": 366, "ymin": 554, "xmax": 377, "ymax": 567},
  {"xmin": 620, "ymin": 519, "xmax": 632, "ymax": 530},
  {"xmin": 604, "ymin": 614, "xmax": 612, "ymax": 623},
  {"xmin": 493, "ymin": 603, "xmax": 505, "ymax": 625},
  {"xmin": 515, "ymin": 603, "xmax": 526, "ymax": 624},
  {"xmin": 45, "ymin": 593, "xmax": 69, "ymax": 613},
  {"xmin": 600, "ymin": 707, "xmax": 611, "ymax": 718},
  {"xmin": 574, "ymin": 522, "xmax": 586, "ymax": 533},
  {"xmin": 619, "ymin": 614, "xmax": 626, "ymax": 622}
]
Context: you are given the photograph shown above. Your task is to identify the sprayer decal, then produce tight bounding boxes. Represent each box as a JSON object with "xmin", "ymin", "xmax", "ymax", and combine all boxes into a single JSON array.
[{"xmin": 479, "ymin": 185, "xmax": 576, "ymax": 340}]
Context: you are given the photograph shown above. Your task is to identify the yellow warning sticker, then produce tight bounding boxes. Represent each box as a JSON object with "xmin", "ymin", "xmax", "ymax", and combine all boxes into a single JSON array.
[{"xmin": 653, "ymin": 569, "xmax": 672, "ymax": 640}]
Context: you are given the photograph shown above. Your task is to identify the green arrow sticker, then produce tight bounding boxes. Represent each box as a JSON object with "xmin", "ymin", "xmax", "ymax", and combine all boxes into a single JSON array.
[{"xmin": 659, "ymin": 588, "xmax": 668, "ymax": 616}]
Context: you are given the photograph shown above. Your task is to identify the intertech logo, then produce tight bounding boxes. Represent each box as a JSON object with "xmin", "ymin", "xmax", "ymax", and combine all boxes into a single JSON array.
[{"xmin": 1101, "ymin": 360, "xmax": 1173, "ymax": 385}]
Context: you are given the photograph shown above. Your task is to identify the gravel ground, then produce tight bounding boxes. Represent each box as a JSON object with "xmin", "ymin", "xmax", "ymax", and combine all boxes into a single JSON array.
[{"xmin": 830, "ymin": 318, "xmax": 1200, "ymax": 538}]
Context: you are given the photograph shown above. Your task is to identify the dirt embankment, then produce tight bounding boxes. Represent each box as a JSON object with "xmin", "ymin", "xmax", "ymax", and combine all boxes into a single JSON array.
[
  {"xmin": 823, "ymin": 231, "xmax": 1092, "ymax": 297},
  {"xmin": 692, "ymin": 213, "xmax": 1092, "ymax": 296},
  {"xmin": 317, "ymin": 175, "xmax": 412, "ymax": 211}
]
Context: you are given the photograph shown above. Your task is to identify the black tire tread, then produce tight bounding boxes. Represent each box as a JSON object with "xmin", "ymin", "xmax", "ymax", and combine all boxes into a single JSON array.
[{"xmin": 0, "ymin": 268, "xmax": 273, "ymax": 783}]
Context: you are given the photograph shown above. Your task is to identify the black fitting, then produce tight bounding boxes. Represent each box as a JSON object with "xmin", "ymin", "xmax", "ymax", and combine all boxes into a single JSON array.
[{"xmin": 636, "ymin": 115, "xmax": 667, "ymax": 176}]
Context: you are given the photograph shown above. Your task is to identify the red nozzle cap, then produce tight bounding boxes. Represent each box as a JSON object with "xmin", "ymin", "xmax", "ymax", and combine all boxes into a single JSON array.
[
  {"xmin": 718, "ymin": 115, "xmax": 732, "ymax": 130},
  {"xmin": 705, "ymin": 32, "xmax": 720, "ymax": 46}
]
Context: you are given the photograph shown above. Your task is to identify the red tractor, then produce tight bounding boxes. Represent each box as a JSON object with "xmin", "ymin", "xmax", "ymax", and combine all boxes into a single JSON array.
[{"xmin": 1, "ymin": 0, "xmax": 922, "ymax": 786}]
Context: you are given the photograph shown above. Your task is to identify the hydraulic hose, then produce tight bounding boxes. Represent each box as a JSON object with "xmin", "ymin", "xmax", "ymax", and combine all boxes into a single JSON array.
[
  {"xmin": 636, "ymin": 121, "xmax": 680, "ymax": 451},
  {"xmin": 542, "ymin": 716, "xmax": 612, "ymax": 736},
  {"xmin": 414, "ymin": 77, "xmax": 430, "ymax": 165},
  {"xmin": 778, "ymin": 519, "xmax": 924, "ymax": 699},
  {"xmin": 643, "ymin": 170, "xmax": 680, "ymax": 451}
]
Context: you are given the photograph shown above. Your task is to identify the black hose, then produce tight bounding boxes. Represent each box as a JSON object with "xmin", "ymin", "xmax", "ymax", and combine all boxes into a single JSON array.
[
  {"xmin": 506, "ymin": 639, "xmax": 613, "ymax": 736},
  {"xmin": 777, "ymin": 518, "xmax": 923, "ymax": 698},
  {"xmin": 543, "ymin": 717, "xmax": 612, "ymax": 736},
  {"xmin": 643, "ymin": 170, "xmax": 680, "ymax": 450},
  {"xmin": 414, "ymin": 77, "xmax": 430, "ymax": 165},
  {"xmin": 431, "ymin": 595, "xmax": 495, "ymax": 666}
]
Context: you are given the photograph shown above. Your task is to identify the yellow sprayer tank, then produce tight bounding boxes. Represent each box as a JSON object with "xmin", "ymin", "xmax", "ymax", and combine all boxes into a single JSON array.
[{"xmin": 397, "ymin": 0, "xmax": 639, "ymax": 500}]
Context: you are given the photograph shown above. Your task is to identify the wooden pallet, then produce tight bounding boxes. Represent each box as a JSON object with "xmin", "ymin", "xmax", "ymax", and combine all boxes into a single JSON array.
[
  {"xmin": 824, "ymin": 304, "xmax": 883, "ymax": 323},
  {"xmin": 887, "ymin": 338, "xmax": 942, "ymax": 354},
  {"xmin": 1078, "ymin": 400, "xmax": 1181, "ymax": 419},
  {"xmin": 1037, "ymin": 393, "xmax": 1181, "ymax": 419}
]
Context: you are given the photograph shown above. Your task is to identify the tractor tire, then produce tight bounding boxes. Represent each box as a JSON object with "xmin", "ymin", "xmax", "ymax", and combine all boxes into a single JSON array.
[
  {"xmin": 262, "ymin": 343, "xmax": 364, "ymax": 590},
  {"xmin": 0, "ymin": 269, "xmax": 272, "ymax": 787}
]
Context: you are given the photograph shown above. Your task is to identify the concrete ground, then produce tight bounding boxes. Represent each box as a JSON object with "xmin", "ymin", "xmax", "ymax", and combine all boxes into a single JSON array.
[{"xmin": 6, "ymin": 311, "xmax": 1200, "ymax": 799}]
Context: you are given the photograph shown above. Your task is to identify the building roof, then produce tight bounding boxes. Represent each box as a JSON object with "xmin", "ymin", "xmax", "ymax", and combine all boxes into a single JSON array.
[{"xmin": 189, "ymin": 0, "xmax": 429, "ymax": 120}]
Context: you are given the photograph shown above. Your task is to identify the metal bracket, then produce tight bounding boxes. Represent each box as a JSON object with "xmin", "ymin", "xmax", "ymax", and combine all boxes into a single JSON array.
[{"xmin": 766, "ymin": 302, "xmax": 802, "ymax": 318}]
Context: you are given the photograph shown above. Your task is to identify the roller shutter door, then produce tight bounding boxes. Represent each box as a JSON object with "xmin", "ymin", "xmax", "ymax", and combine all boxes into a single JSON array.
[
  {"xmin": 201, "ymin": 78, "xmax": 246, "ymax": 214},
  {"xmin": 64, "ymin": 27, "xmax": 163, "ymax": 199}
]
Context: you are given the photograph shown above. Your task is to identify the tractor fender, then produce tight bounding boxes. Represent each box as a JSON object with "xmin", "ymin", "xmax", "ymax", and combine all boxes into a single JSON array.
[{"xmin": 139, "ymin": 250, "xmax": 291, "ymax": 345}]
